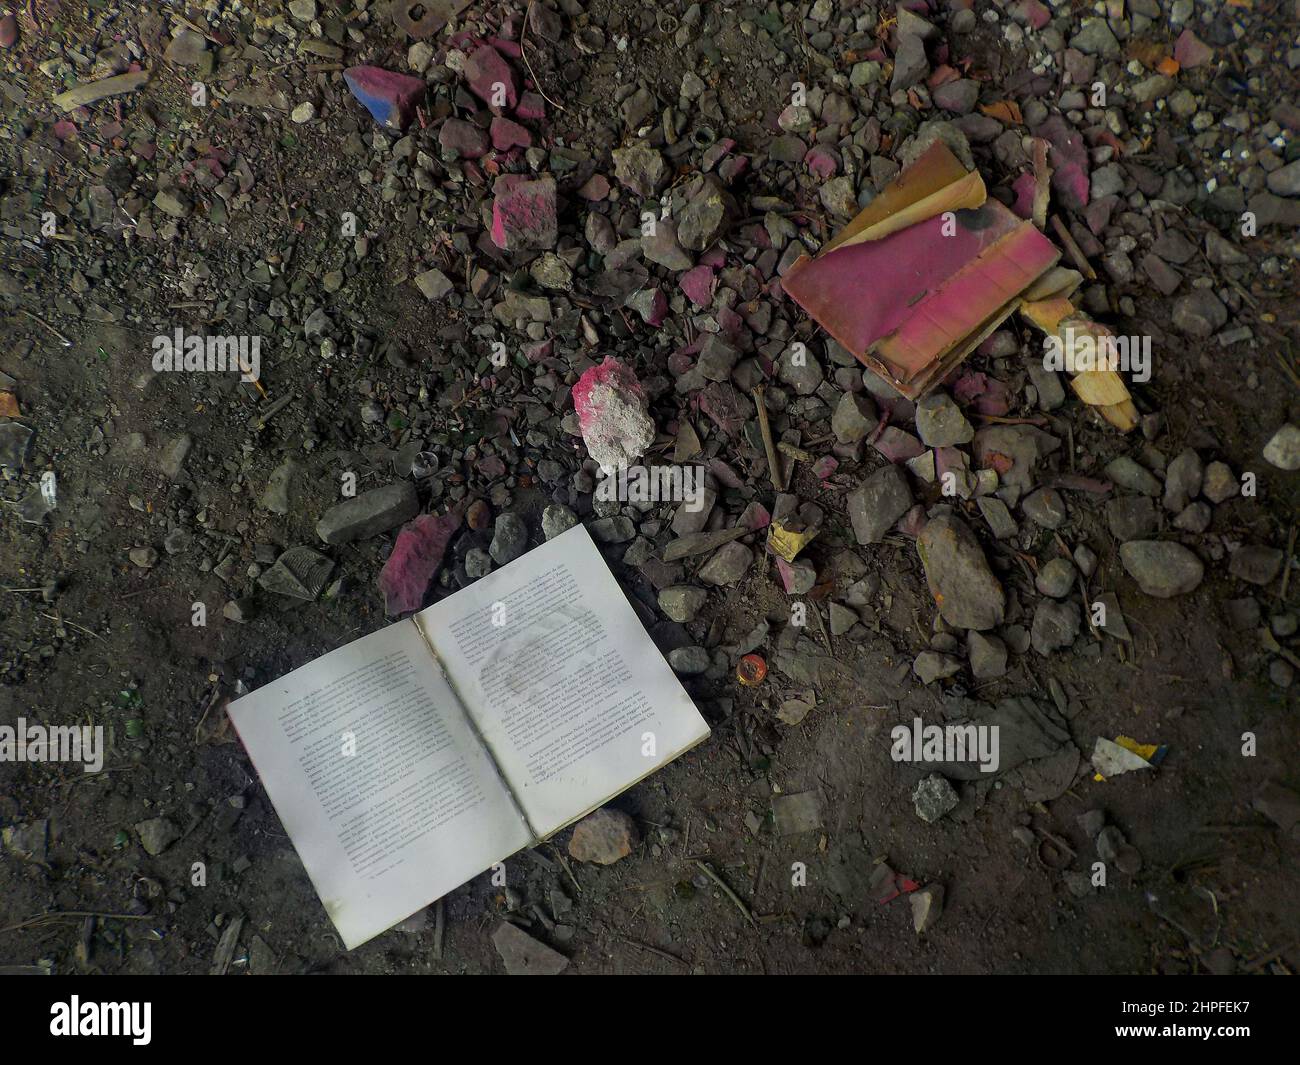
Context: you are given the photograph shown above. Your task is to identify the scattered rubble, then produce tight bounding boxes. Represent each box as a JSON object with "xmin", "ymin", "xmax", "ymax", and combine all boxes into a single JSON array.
[{"xmin": 1, "ymin": 0, "xmax": 1296, "ymax": 978}]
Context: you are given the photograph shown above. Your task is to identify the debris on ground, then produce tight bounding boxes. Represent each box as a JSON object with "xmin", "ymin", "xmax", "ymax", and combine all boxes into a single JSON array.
[{"xmin": 1, "ymin": 0, "xmax": 1296, "ymax": 978}]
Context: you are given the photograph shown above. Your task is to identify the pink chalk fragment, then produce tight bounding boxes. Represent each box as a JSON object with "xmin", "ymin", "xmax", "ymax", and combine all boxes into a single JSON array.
[
  {"xmin": 804, "ymin": 145, "xmax": 840, "ymax": 179},
  {"xmin": 696, "ymin": 381, "xmax": 746, "ymax": 437},
  {"xmin": 951, "ymin": 369, "xmax": 991, "ymax": 404},
  {"xmin": 717, "ymin": 306, "xmax": 745, "ymax": 340},
  {"xmin": 873, "ymin": 427, "xmax": 925, "ymax": 464},
  {"xmin": 1174, "ymin": 29, "xmax": 1213, "ymax": 69},
  {"xmin": 680, "ymin": 265, "xmax": 717, "ymax": 308},
  {"xmin": 812, "ymin": 456, "xmax": 839, "ymax": 481},
  {"xmin": 971, "ymin": 380, "xmax": 1011, "ymax": 417},
  {"xmin": 626, "ymin": 286, "xmax": 668, "ymax": 326},
  {"xmin": 439, "ymin": 117, "xmax": 489, "ymax": 159},
  {"xmin": 1034, "ymin": 114, "xmax": 1089, "ymax": 211},
  {"xmin": 738, "ymin": 499, "xmax": 771, "ymax": 529},
  {"xmin": 464, "ymin": 44, "xmax": 519, "ymax": 114},
  {"xmin": 490, "ymin": 174, "xmax": 556, "ymax": 250},
  {"xmin": 490, "ymin": 115, "xmax": 532, "ymax": 150},
  {"xmin": 522, "ymin": 339, "xmax": 553, "ymax": 362},
  {"xmin": 775, "ymin": 557, "xmax": 799, "ymax": 594},
  {"xmin": 1009, "ymin": 0, "xmax": 1051, "ymax": 30},
  {"xmin": 577, "ymin": 174, "xmax": 610, "ymax": 201},
  {"xmin": 1010, "ymin": 172, "xmax": 1037, "ymax": 219},
  {"xmin": 702, "ymin": 138, "xmax": 736, "ymax": 172},
  {"xmin": 718, "ymin": 155, "xmax": 748, "ymax": 183},
  {"xmin": 897, "ymin": 504, "xmax": 928, "ymax": 539},
  {"xmin": 515, "ymin": 91, "xmax": 546, "ymax": 121},
  {"xmin": 343, "ymin": 65, "xmax": 427, "ymax": 130},
  {"xmin": 488, "ymin": 37, "xmax": 523, "ymax": 59},
  {"xmin": 378, "ymin": 512, "xmax": 461, "ymax": 615}
]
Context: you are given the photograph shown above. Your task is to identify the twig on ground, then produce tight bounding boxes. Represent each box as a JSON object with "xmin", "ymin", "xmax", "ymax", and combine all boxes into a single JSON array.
[
  {"xmin": 694, "ymin": 859, "xmax": 757, "ymax": 927},
  {"xmin": 521, "ymin": 1, "xmax": 566, "ymax": 113}
]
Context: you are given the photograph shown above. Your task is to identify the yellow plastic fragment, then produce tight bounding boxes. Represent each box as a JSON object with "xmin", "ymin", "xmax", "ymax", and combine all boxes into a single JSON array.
[
  {"xmin": 1115, "ymin": 736, "xmax": 1160, "ymax": 762},
  {"xmin": 767, "ymin": 520, "xmax": 819, "ymax": 563}
]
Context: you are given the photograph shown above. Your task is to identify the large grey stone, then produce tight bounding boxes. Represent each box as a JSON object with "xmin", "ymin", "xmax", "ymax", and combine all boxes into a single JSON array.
[
  {"xmin": 848, "ymin": 466, "xmax": 913, "ymax": 544},
  {"xmin": 917, "ymin": 513, "xmax": 1005, "ymax": 630},
  {"xmin": 915, "ymin": 391, "xmax": 973, "ymax": 447},
  {"xmin": 698, "ymin": 542, "xmax": 752, "ymax": 585},
  {"xmin": 659, "ymin": 585, "xmax": 708, "ymax": 622},
  {"xmin": 316, "ymin": 483, "xmax": 418, "ymax": 544},
  {"xmin": 1120, "ymin": 541, "xmax": 1204, "ymax": 597}
]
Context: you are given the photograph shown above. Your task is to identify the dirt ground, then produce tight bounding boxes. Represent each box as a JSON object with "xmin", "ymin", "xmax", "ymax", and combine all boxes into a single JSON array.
[{"xmin": 1, "ymin": 1, "xmax": 1297, "ymax": 975}]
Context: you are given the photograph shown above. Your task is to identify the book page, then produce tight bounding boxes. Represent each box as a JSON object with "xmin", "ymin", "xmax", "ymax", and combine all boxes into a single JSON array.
[
  {"xmin": 417, "ymin": 524, "xmax": 710, "ymax": 839},
  {"xmin": 226, "ymin": 620, "xmax": 531, "ymax": 950}
]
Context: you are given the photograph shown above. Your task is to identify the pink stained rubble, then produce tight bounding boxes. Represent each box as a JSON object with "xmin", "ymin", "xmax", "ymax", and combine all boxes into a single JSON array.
[{"xmin": 378, "ymin": 511, "xmax": 461, "ymax": 615}]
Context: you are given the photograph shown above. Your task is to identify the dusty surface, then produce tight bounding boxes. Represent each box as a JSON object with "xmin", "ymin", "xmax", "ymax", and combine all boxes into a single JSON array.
[{"xmin": 1, "ymin": 1, "xmax": 1297, "ymax": 975}]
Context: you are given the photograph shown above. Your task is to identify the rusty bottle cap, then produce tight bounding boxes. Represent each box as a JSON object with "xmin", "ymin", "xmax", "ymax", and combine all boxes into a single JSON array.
[{"xmin": 737, "ymin": 654, "xmax": 767, "ymax": 686}]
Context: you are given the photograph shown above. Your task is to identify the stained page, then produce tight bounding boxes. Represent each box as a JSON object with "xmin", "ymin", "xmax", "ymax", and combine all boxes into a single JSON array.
[
  {"xmin": 227, "ymin": 620, "xmax": 530, "ymax": 949},
  {"xmin": 418, "ymin": 524, "xmax": 709, "ymax": 839}
]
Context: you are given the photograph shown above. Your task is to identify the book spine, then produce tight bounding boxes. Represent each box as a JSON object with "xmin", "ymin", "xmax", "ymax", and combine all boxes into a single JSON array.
[{"xmin": 408, "ymin": 614, "xmax": 541, "ymax": 845}]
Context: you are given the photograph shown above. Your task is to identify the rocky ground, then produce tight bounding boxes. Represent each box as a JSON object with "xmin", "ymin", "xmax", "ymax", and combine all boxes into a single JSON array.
[{"xmin": 1, "ymin": 0, "xmax": 1298, "ymax": 975}]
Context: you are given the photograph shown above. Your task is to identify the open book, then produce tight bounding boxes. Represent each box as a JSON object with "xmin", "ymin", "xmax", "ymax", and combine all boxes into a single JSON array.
[{"xmin": 227, "ymin": 523, "xmax": 710, "ymax": 949}]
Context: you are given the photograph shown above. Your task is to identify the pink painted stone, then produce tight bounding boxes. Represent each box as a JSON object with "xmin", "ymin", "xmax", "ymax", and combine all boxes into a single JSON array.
[
  {"xmin": 627, "ymin": 286, "xmax": 668, "ymax": 326},
  {"xmin": 700, "ymin": 247, "xmax": 727, "ymax": 268},
  {"xmin": 1009, "ymin": 0, "xmax": 1050, "ymax": 30},
  {"xmin": 668, "ymin": 351, "xmax": 696, "ymax": 376},
  {"xmin": 488, "ymin": 37, "xmax": 522, "ymax": 59},
  {"xmin": 718, "ymin": 155, "xmax": 748, "ymax": 183},
  {"xmin": 439, "ymin": 117, "xmax": 489, "ymax": 158},
  {"xmin": 515, "ymin": 91, "xmax": 546, "ymax": 121},
  {"xmin": 717, "ymin": 306, "xmax": 745, "ymax": 340},
  {"xmin": 713, "ymin": 462, "xmax": 747, "ymax": 492},
  {"xmin": 696, "ymin": 382, "xmax": 746, "ymax": 436},
  {"xmin": 873, "ymin": 427, "xmax": 925, "ymax": 464},
  {"xmin": 951, "ymin": 369, "xmax": 991, "ymax": 404},
  {"xmin": 573, "ymin": 357, "xmax": 654, "ymax": 469},
  {"xmin": 972, "ymin": 380, "xmax": 1011, "ymax": 417},
  {"xmin": 378, "ymin": 512, "xmax": 461, "ymax": 615},
  {"xmin": 741, "ymin": 223, "xmax": 771, "ymax": 248},
  {"xmin": 0, "ymin": 13, "xmax": 17, "ymax": 50},
  {"xmin": 490, "ymin": 115, "xmax": 531, "ymax": 150},
  {"xmin": 934, "ymin": 447, "xmax": 967, "ymax": 481},
  {"xmin": 812, "ymin": 456, "xmax": 839, "ymax": 481},
  {"xmin": 738, "ymin": 499, "xmax": 771, "ymax": 529},
  {"xmin": 577, "ymin": 174, "xmax": 610, "ymax": 200},
  {"xmin": 680, "ymin": 265, "xmax": 717, "ymax": 307},
  {"xmin": 1174, "ymin": 29, "xmax": 1213, "ymax": 70},
  {"xmin": 464, "ymin": 44, "xmax": 519, "ymax": 114},
  {"xmin": 342, "ymin": 65, "xmax": 427, "ymax": 130},
  {"xmin": 1034, "ymin": 114, "xmax": 1089, "ymax": 211},
  {"xmin": 775, "ymin": 557, "xmax": 800, "ymax": 594},
  {"xmin": 490, "ymin": 174, "xmax": 556, "ymax": 250},
  {"xmin": 898, "ymin": 504, "xmax": 928, "ymax": 538},
  {"xmin": 805, "ymin": 145, "xmax": 839, "ymax": 179},
  {"xmin": 702, "ymin": 138, "xmax": 735, "ymax": 172},
  {"xmin": 1010, "ymin": 172, "xmax": 1037, "ymax": 219}
]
